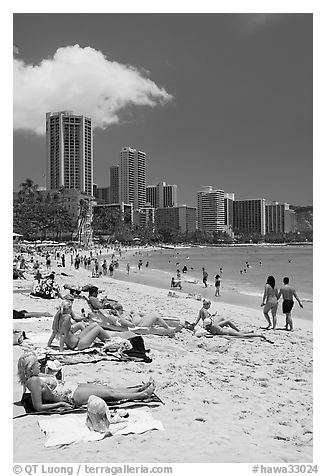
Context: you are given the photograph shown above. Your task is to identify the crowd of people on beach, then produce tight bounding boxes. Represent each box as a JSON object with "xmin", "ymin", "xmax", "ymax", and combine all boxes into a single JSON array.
[{"xmin": 13, "ymin": 244, "xmax": 305, "ymax": 418}]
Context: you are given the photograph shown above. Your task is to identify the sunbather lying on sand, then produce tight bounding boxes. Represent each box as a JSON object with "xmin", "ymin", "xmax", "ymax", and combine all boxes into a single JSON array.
[
  {"xmin": 13, "ymin": 309, "xmax": 52, "ymax": 319},
  {"xmin": 47, "ymin": 300, "xmax": 112, "ymax": 350},
  {"xmin": 122, "ymin": 309, "xmax": 181, "ymax": 331},
  {"xmin": 190, "ymin": 300, "xmax": 273, "ymax": 342},
  {"xmin": 86, "ymin": 308, "xmax": 179, "ymax": 336},
  {"xmin": 18, "ymin": 352, "xmax": 156, "ymax": 411}
]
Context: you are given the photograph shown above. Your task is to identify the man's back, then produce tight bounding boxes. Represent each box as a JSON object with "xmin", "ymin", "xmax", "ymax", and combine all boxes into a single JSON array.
[{"xmin": 279, "ymin": 284, "xmax": 295, "ymax": 300}]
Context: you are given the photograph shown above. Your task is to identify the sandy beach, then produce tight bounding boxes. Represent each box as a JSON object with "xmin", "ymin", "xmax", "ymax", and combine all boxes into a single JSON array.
[{"xmin": 13, "ymin": 258, "xmax": 313, "ymax": 463}]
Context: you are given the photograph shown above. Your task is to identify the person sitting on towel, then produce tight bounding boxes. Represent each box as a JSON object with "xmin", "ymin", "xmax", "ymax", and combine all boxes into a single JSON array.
[
  {"xmin": 171, "ymin": 277, "xmax": 182, "ymax": 290},
  {"xmin": 190, "ymin": 300, "xmax": 273, "ymax": 341},
  {"xmin": 86, "ymin": 287, "xmax": 123, "ymax": 314},
  {"xmin": 18, "ymin": 352, "xmax": 156, "ymax": 411},
  {"xmin": 47, "ymin": 300, "xmax": 111, "ymax": 350}
]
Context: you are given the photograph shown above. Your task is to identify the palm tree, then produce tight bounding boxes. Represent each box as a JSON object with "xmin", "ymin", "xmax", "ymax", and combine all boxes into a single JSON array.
[{"xmin": 18, "ymin": 178, "xmax": 39, "ymax": 203}]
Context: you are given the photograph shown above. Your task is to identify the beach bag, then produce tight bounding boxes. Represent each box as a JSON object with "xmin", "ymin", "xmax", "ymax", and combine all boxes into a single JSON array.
[
  {"xmin": 123, "ymin": 336, "xmax": 152, "ymax": 363},
  {"xmin": 13, "ymin": 330, "xmax": 26, "ymax": 345}
]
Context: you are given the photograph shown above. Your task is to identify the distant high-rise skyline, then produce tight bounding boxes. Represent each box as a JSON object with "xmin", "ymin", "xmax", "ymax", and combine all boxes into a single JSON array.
[
  {"xmin": 14, "ymin": 14, "xmax": 312, "ymax": 207},
  {"xmin": 119, "ymin": 147, "xmax": 146, "ymax": 210},
  {"xmin": 46, "ymin": 111, "xmax": 93, "ymax": 196}
]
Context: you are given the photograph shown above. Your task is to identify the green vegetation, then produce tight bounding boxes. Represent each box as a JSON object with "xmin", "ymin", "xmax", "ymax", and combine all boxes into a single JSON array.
[
  {"xmin": 14, "ymin": 179, "xmax": 313, "ymax": 245},
  {"xmin": 14, "ymin": 179, "xmax": 75, "ymax": 241}
]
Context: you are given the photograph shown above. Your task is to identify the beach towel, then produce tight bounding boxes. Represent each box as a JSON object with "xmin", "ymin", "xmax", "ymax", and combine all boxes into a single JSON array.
[
  {"xmin": 42, "ymin": 347, "xmax": 122, "ymax": 366},
  {"xmin": 38, "ymin": 409, "xmax": 165, "ymax": 447},
  {"xmin": 43, "ymin": 336, "xmax": 151, "ymax": 364}
]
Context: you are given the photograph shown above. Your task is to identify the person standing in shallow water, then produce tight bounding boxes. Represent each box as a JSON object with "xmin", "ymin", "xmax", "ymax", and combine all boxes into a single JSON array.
[
  {"xmin": 202, "ymin": 268, "xmax": 208, "ymax": 288},
  {"xmin": 277, "ymin": 277, "xmax": 303, "ymax": 331},
  {"xmin": 214, "ymin": 274, "xmax": 221, "ymax": 297},
  {"xmin": 261, "ymin": 275, "xmax": 279, "ymax": 330}
]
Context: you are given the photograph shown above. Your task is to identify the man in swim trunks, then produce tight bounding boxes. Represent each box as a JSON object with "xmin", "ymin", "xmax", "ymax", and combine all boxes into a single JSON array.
[{"xmin": 277, "ymin": 277, "xmax": 303, "ymax": 331}]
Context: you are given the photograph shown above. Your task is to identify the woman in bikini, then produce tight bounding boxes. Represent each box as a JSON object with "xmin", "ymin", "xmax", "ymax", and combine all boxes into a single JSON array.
[
  {"xmin": 261, "ymin": 275, "xmax": 279, "ymax": 330},
  {"xmin": 18, "ymin": 352, "xmax": 156, "ymax": 411},
  {"xmin": 192, "ymin": 300, "xmax": 273, "ymax": 342},
  {"xmin": 48, "ymin": 300, "xmax": 114, "ymax": 351}
]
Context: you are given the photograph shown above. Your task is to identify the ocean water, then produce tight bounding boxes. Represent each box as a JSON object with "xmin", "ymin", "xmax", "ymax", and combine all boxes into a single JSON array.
[{"xmin": 127, "ymin": 245, "xmax": 313, "ymax": 315}]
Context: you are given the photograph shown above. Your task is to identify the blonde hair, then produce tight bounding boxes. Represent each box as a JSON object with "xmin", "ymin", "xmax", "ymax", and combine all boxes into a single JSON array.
[
  {"xmin": 60, "ymin": 300, "xmax": 72, "ymax": 313},
  {"xmin": 17, "ymin": 352, "xmax": 38, "ymax": 386}
]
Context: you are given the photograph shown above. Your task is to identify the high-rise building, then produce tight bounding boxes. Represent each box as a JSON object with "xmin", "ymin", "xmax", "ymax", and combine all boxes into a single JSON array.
[
  {"xmin": 146, "ymin": 181, "xmax": 177, "ymax": 208},
  {"xmin": 265, "ymin": 202, "xmax": 296, "ymax": 234},
  {"xmin": 155, "ymin": 206, "xmax": 196, "ymax": 234},
  {"xmin": 119, "ymin": 147, "xmax": 146, "ymax": 210},
  {"xmin": 93, "ymin": 185, "xmax": 110, "ymax": 204},
  {"xmin": 224, "ymin": 192, "xmax": 235, "ymax": 235},
  {"xmin": 110, "ymin": 165, "xmax": 120, "ymax": 204},
  {"xmin": 197, "ymin": 186, "xmax": 225, "ymax": 233},
  {"xmin": 233, "ymin": 199, "xmax": 266, "ymax": 235},
  {"xmin": 133, "ymin": 207, "xmax": 156, "ymax": 229},
  {"xmin": 46, "ymin": 111, "xmax": 93, "ymax": 196}
]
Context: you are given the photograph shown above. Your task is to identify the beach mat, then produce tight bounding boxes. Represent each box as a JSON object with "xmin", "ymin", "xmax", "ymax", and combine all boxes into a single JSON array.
[{"xmin": 38, "ymin": 409, "xmax": 165, "ymax": 447}]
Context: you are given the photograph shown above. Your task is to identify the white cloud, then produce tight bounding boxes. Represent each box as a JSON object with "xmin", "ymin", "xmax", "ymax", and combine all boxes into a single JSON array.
[{"xmin": 13, "ymin": 44, "xmax": 172, "ymax": 135}]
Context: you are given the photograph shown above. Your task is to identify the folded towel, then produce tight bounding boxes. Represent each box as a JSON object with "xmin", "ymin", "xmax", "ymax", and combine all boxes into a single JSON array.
[{"xmin": 38, "ymin": 409, "xmax": 165, "ymax": 447}]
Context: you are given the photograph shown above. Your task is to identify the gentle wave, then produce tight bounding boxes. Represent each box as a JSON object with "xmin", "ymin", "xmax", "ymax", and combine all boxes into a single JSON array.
[{"xmin": 237, "ymin": 289, "xmax": 313, "ymax": 303}]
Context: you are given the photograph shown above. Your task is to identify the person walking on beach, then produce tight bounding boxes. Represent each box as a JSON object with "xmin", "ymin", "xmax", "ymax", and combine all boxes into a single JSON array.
[
  {"xmin": 126, "ymin": 263, "xmax": 130, "ymax": 275},
  {"xmin": 202, "ymin": 268, "xmax": 208, "ymax": 288},
  {"xmin": 277, "ymin": 277, "xmax": 303, "ymax": 331},
  {"xmin": 109, "ymin": 262, "xmax": 114, "ymax": 277},
  {"xmin": 261, "ymin": 275, "xmax": 279, "ymax": 330},
  {"xmin": 102, "ymin": 259, "xmax": 108, "ymax": 276},
  {"xmin": 46, "ymin": 254, "xmax": 51, "ymax": 270},
  {"xmin": 214, "ymin": 274, "xmax": 221, "ymax": 297}
]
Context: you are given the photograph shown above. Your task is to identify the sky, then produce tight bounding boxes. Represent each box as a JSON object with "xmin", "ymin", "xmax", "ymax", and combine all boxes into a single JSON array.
[{"xmin": 13, "ymin": 12, "xmax": 313, "ymax": 206}]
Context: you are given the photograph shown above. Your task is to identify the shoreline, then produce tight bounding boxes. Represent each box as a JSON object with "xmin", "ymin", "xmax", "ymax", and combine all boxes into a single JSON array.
[{"xmin": 100, "ymin": 247, "xmax": 313, "ymax": 325}]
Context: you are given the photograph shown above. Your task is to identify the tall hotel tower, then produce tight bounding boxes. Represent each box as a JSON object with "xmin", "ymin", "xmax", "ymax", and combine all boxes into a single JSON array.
[
  {"xmin": 119, "ymin": 147, "xmax": 146, "ymax": 210},
  {"xmin": 197, "ymin": 186, "xmax": 225, "ymax": 233},
  {"xmin": 233, "ymin": 198, "xmax": 266, "ymax": 235},
  {"xmin": 109, "ymin": 165, "xmax": 120, "ymax": 204},
  {"xmin": 146, "ymin": 181, "xmax": 177, "ymax": 208},
  {"xmin": 46, "ymin": 111, "xmax": 93, "ymax": 196}
]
